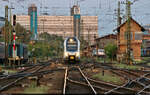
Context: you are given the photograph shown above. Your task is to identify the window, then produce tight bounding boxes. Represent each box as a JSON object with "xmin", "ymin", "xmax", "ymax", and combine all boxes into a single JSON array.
[
  {"xmin": 135, "ymin": 32, "xmax": 143, "ymax": 40},
  {"xmin": 124, "ymin": 32, "xmax": 133, "ymax": 40}
]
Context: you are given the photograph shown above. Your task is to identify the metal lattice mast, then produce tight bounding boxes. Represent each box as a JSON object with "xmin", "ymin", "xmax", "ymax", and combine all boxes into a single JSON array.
[
  {"xmin": 126, "ymin": 0, "xmax": 132, "ymax": 65},
  {"xmin": 117, "ymin": 1, "xmax": 121, "ymax": 27},
  {"xmin": 5, "ymin": 5, "xmax": 9, "ymax": 65}
]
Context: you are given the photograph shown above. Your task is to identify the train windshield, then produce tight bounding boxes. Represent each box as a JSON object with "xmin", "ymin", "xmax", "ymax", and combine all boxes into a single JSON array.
[{"xmin": 66, "ymin": 38, "xmax": 78, "ymax": 52}]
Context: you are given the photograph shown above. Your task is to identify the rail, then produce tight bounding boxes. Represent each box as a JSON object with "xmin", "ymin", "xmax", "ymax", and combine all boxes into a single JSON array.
[{"xmin": 63, "ymin": 68, "xmax": 68, "ymax": 94}]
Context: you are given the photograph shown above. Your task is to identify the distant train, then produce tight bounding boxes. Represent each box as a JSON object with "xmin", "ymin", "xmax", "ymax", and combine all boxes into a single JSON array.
[
  {"xmin": 92, "ymin": 49, "xmax": 105, "ymax": 57},
  {"xmin": 63, "ymin": 37, "xmax": 80, "ymax": 62},
  {"xmin": 0, "ymin": 42, "xmax": 28, "ymax": 64}
]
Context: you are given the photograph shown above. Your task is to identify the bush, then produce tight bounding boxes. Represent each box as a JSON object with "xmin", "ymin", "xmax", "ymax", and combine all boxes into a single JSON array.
[
  {"xmin": 28, "ymin": 33, "xmax": 64, "ymax": 59},
  {"xmin": 104, "ymin": 44, "xmax": 117, "ymax": 61}
]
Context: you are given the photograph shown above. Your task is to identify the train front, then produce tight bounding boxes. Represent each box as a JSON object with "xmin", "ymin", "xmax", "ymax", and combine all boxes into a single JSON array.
[{"xmin": 64, "ymin": 37, "xmax": 80, "ymax": 62}]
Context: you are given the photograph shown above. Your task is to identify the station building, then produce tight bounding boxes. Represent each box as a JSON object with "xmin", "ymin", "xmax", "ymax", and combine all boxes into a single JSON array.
[{"xmin": 115, "ymin": 17, "xmax": 145, "ymax": 61}]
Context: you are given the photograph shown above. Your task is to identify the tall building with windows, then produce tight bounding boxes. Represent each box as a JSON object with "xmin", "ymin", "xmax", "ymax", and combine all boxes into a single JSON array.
[
  {"xmin": 15, "ymin": 4, "xmax": 98, "ymax": 45},
  {"xmin": 28, "ymin": 4, "xmax": 38, "ymax": 40}
]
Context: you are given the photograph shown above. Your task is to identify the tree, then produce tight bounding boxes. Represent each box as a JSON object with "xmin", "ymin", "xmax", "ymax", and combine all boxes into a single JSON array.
[
  {"xmin": 28, "ymin": 33, "xmax": 64, "ymax": 59},
  {"xmin": 15, "ymin": 23, "xmax": 32, "ymax": 44},
  {"xmin": 104, "ymin": 44, "xmax": 117, "ymax": 61}
]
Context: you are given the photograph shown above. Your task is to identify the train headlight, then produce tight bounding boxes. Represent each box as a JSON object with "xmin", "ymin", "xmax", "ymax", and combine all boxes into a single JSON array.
[
  {"xmin": 76, "ymin": 52, "xmax": 80, "ymax": 57},
  {"xmin": 69, "ymin": 39, "xmax": 73, "ymax": 42}
]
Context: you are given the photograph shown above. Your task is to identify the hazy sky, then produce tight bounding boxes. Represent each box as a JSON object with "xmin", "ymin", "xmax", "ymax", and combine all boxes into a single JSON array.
[{"xmin": 0, "ymin": 0, "xmax": 150, "ymax": 37}]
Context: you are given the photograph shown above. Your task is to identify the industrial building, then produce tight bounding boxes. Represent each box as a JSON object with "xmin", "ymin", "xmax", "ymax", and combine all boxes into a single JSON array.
[
  {"xmin": 15, "ymin": 4, "xmax": 98, "ymax": 45},
  {"xmin": 95, "ymin": 34, "xmax": 117, "ymax": 49}
]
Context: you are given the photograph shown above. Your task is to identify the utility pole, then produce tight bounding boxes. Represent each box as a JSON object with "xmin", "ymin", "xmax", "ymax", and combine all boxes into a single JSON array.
[
  {"xmin": 126, "ymin": 0, "xmax": 132, "ymax": 65},
  {"xmin": 117, "ymin": 1, "xmax": 121, "ymax": 27},
  {"xmin": 116, "ymin": 1, "xmax": 121, "ymax": 62},
  {"xmin": 9, "ymin": 7, "xmax": 14, "ymax": 43},
  {"xmin": 5, "ymin": 5, "xmax": 9, "ymax": 65},
  {"xmin": 9, "ymin": 9, "xmax": 12, "ymax": 43}
]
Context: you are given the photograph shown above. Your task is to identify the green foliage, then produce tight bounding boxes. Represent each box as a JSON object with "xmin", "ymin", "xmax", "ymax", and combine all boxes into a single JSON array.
[
  {"xmin": 2, "ymin": 69, "xmax": 17, "ymax": 74},
  {"xmin": 148, "ymin": 63, "xmax": 150, "ymax": 66},
  {"xmin": 0, "ymin": 36, "xmax": 4, "ymax": 42},
  {"xmin": 95, "ymin": 57, "xmax": 105, "ymax": 63},
  {"xmin": 81, "ymin": 56, "xmax": 93, "ymax": 62},
  {"xmin": 24, "ymin": 84, "xmax": 49, "ymax": 94},
  {"xmin": 80, "ymin": 36, "xmax": 88, "ymax": 51},
  {"xmin": 28, "ymin": 33, "xmax": 64, "ymax": 59},
  {"xmin": 93, "ymin": 72, "xmax": 123, "ymax": 85},
  {"xmin": 15, "ymin": 23, "xmax": 32, "ymax": 44},
  {"xmin": 114, "ymin": 63, "xmax": 141, "ymax": 70},
  {"xmin": 104, "ymin": 44, "xmax": 117, "ymax": 61}
]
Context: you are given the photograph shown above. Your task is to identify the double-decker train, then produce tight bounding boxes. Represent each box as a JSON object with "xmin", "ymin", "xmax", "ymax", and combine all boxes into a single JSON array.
[{"xmin": 63, "ymin": 37, "xmax": 80, "ymax": 62}]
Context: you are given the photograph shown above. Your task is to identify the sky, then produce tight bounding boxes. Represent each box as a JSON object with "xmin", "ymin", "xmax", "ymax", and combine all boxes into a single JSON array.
[{"xmin": 0, "ymin": 0, "xmax": 150, "ymax": 37}]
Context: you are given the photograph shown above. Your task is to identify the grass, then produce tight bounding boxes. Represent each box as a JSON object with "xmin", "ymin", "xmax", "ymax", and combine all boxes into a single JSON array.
[
  {"xmin": 114, "ymin": 63, "xmax": 141, "ymax": 70},
  {"xmin": 93, "ymin": 72, "xmax": 123, "ymax": 84},
  {"xmin": 142, "ymin": 57, "xmax": 150, "ymax": 61},
  {"xmin": 95, "ymin": 57, "xmax": 118, "ymax": 64},
  {"xmin": 134, "ymin": 60, "xmax": 146, "ymax": 64},
  {"xmin": 2, "ymin": 69, "xmax": 17, "ymax": 74},
  {"xmin": 24, "ymin": 82, "xmax": 49, "ymax": 94},
  {"xmin": 80, "ymin": 57, "xmax": 93, "ymax": 62},
  {"xmin": 147, "ymin": 63, "xmax": 150, "ymax": 66},
  {"xmin": 0, "ymin": 65, "xmax": 17, "ymax": 74},
  {"xmin": 95, "ymin": 58, "xmax": 105, "ymax": 63},
  {"xmin": 0, "ymin": 64, "xmax": 5, "ymax": 68}
]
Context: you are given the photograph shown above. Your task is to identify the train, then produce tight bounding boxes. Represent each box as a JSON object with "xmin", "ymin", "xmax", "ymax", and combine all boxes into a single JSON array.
[
  {"xmin": 92, "ymin": 49, "xmax": 105, "ymax": 57},
  {"xmin": 0, "ymin": 42, "xmax": 28, "ymax": 64},
  {"xmin": 63, "ymin": 37, "xmax": 80, "ymax": 62}
]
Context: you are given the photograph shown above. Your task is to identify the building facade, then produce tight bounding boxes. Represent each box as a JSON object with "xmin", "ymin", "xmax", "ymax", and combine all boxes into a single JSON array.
[
  {"xmin": 141, "ymin": 25, "xmax": 150, "ymax": 57},
  {"xmin": 116, "ymin": 17, "xmax": 145, "ymax": 61},
  {"xmin": 15, "ymin": 4, "xmax": 98, "ymax": 45},
  {"xmin": 95, "ymin": 34, "xmax": 117, "ymax": 49},
  {"xmin": 28, "ymin": 4, "xmax": 38, "ymax": 40}
]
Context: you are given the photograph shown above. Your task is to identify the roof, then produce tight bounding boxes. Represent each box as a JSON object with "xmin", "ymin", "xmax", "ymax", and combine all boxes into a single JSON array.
[
  {"xmin": 114, "ymin": 17, "xmax": 145, "ymax": 32},
  {"xmin": 95, "ymin": 34, "xmax": 117, "ymax": 41}
]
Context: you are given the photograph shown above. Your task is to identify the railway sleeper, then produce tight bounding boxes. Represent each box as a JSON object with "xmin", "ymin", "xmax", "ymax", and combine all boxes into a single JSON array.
[{"xmin": 67, "ymin": 77, "xmax": 122, "ymax": 94}]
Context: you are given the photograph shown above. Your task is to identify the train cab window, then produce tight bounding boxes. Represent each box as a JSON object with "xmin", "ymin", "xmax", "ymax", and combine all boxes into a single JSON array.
[{"xmin": 66, "ymin": 38, "xmax": 78, "ymax": 52}]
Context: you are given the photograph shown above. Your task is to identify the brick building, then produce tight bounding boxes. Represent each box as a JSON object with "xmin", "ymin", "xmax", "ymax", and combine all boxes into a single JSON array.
[
  {"xmin": 115, "ymin": 17, "xmax": 145, "ymax": 61},
  {"xmin": 82, "ymin": 34, "xmax": 117, "ymax": 57},
  {"xmin": 141, "ymin": 25, "xmax": 150, "ymax": 56},
  {"xmin": 95, "ymin": 34, "xmax": 117, "ymax": 49}
]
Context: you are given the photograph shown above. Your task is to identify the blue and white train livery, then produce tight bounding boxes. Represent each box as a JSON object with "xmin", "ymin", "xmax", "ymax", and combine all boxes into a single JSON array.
[{"xmin": 63, "ymin": 37, "xmax": 80, "ymax": 62}]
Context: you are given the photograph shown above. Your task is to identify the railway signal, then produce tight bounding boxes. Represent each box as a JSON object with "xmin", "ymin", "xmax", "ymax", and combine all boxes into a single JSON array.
[
  {"xmin": 13, "ymin": 15, "xmax": 16, "ymax": 26},
  {"xmin": 12, "ymin": 14, "xmax": 16, "ymax": 58},
  {"xmin": 12, "ymin": 30, "xmax": 16, "ymax": 58}
]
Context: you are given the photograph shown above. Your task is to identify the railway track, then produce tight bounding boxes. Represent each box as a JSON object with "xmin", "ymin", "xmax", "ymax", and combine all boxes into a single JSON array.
[
  {"xmin": 1, "ymin": 59, "xmax": 150, "ymax": 94},
  {"xmin": 0, "ymin": 62, "xmax": 51, "ymax": 92},
  {"xmin": 63, "ymin": 66, "xmax": 142, "ymax": 94},
  {"xmin": 77, "ymin": 62, "xmax": 150, "ymax": 94},
  {"xmin": 56, "ymin": 60, "xmax": 150, "ymax": 94},
  {"xmin": 92, "ymin": 63, "xmax": 150, "ymax": 94},
  {"xmin": 63, "ymin": 66, "xmax": 97, "ymax": 94}
]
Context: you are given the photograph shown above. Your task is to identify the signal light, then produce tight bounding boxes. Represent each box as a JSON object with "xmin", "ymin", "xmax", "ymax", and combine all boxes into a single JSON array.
[
  {"xmin": 13, "ymin": 15, "xmax": 16, "ymax": 26},
  {"xmin": 13, "ymin": 30, "xmax": 15, "ymax": 33}
]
